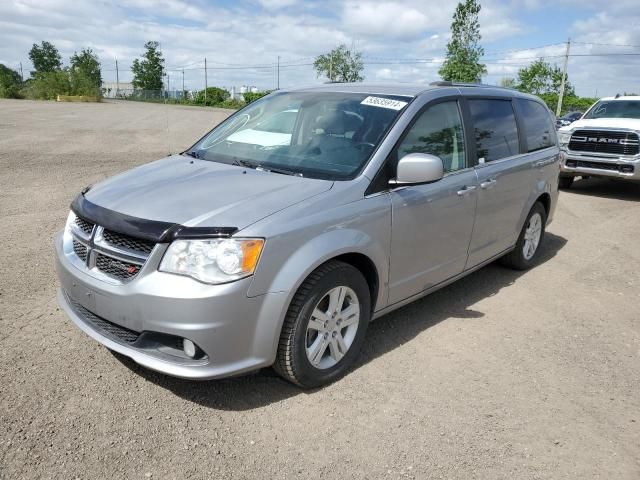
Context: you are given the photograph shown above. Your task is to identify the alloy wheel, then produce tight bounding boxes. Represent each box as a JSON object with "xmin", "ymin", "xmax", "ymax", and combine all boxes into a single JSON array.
[
  {"xmin": 523, "ymin": 212, "xmax": 542, "ymax": 260},
  {"xmin": 305, "ymin": 286, "xmax": 360, "ymax": 370}
]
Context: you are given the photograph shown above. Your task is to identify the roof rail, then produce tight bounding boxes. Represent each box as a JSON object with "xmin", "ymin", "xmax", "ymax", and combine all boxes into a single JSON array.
[{"xmin": 429, "ymin": 81, "xmax": 496, "ymax": 89}]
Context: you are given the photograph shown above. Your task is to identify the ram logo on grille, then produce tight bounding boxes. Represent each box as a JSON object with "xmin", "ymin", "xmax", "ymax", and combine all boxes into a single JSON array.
[{"xmin": 573, "ymin": 136, "xmax": 638, "ymax": 145}]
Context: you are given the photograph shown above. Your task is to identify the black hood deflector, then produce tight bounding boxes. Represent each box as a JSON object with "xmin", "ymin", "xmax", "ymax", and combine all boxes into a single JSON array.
[{"xmin": 71, "ymin": 194, "xmax": 238, "ymax": 242}]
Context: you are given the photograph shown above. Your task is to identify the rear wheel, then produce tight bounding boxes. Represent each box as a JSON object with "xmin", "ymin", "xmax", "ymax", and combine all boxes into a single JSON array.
[
  {"xmin": 274, "ymin": 261, "xmax": 371, "ymax": 388},
  {"xmin": 500, "ymin": 202, "xmax": 547, "ymax": 270},
  {"xmin": 559, "ymin": 176, "xmax": 574, "ymax": 189}
]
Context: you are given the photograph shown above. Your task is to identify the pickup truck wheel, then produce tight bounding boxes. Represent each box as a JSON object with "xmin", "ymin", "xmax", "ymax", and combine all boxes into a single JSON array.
[
  {"xmin": 274, "ymin": 261, "xmax": 371, "ymax": 388},
  {"xmin": 558, "ymin": 176, "xmax": 574, "ymax": 189},
  {"xmin": 500, "ymin": 202, "xmax": 547, "ymax": 270}
]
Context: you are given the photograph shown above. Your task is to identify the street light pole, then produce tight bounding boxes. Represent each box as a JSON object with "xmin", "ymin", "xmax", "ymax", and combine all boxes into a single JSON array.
[{"xmin": 556, "ymin": 38, "xmax": 571, "ymax": 117}]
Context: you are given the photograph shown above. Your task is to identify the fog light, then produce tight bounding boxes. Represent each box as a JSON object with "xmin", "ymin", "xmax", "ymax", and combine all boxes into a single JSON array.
[{"xmin": 183, "ymin": 339, "xmax": 196, "ymax": 358}]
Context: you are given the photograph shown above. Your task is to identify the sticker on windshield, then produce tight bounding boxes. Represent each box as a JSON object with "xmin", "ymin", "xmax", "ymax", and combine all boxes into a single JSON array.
[{"xmin": 361, "ymin": 96, "xmax": 408, "ymax": 110}]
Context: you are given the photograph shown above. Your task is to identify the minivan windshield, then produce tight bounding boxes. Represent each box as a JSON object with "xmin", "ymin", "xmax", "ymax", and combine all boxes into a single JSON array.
[
  {"xmin": 187, "ymin": 91, "xmax": 410, "ymax": 180},
  {"xmin": 583, "ymin": 100, "xmax": 640, "ymax": 120}
]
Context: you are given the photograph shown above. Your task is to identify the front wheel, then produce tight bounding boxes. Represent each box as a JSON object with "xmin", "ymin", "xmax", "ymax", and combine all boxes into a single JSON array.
[
  {"xmin": 500, "ymin": 202, "xmax": 547, "ymax": 270},
  {"xmin": 274, "ymin": 261, "xmax": 371, "ymax": 388}
]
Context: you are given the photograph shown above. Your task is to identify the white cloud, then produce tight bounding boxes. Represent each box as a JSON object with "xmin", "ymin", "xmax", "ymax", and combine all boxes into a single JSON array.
[
  {"xmin": 341, "ymin": 1, "xmax": 441, "ymax": 41},
  {"xmin": 0, "ymin": 0, "xmax": 637, "ymax": 96},
  {"xmin": 256, "ymin": 0, "xmax": 298, "ymax": 9}
]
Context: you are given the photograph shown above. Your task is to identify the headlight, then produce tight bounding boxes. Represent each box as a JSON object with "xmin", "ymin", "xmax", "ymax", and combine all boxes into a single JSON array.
[
  {"xmin": 558, "ymin": 131, "xmax": 571, "ymax": 146},
  {"xmin": 159, "ymin": 238, "xmax": 264, "ymax": 284},
  {"xmin": 65, "ymin": 211, "xmax": 76, "ymax": 233}
]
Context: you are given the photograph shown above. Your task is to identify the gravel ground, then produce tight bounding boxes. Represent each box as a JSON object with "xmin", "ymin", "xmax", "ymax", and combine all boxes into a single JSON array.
[{"xmin": 1, "ymin": 99, "xmax": 639, "ymax": 479}]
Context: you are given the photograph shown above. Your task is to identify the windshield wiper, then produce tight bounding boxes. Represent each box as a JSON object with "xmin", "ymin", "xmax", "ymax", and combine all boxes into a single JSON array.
[
  {"xmin": 233, "ymin": 158, "xmax": 302, "ymax": 177},
  {"xmin": 182, "ymin": 150, "xmax": 200, "ymax": 159},
  {"xmin": 256, "ymin": 165, "xmax": 303, "ymax": 177},
  {"xmin": 233, "ymin": 158, "xmax": 258, "ymax": 169}
]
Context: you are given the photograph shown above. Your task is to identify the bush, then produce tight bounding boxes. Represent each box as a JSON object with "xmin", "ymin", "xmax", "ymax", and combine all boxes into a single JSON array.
[
  {"xmin": 26, "ymin": 71, "xmax": 71, "ymax": 100},
  {"xmin": 194, "ymin": 87, "xmax": 230, "ymax": 106},
  {"xmin": 70, "ymin": 69, "xmax": 101, "ymax": 97},
  {"xmin": 0, "ymin": 64, "xmax": 22, "ymax": 98},
  {"xmin": 243, "ymin": 91, "xmax": 270, "ymax": 104},
  {"xmin": 220, "ymin": 98, "xmax": 245, "ymax": 109}
]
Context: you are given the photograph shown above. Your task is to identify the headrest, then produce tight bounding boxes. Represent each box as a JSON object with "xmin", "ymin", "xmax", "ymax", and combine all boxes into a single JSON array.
[{"xmin": 314, "ymin": 110, "xmax": 346, "ymax": 135}]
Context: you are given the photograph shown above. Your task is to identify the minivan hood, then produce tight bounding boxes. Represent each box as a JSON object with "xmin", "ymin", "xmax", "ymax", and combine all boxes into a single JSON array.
[
  {"xmin": 84, "ymin": 156, "xmax": 333, "ymax": 230},
  {"xmin": 560, "ymin": 117, "xmax": 640, "ymax": 132}
]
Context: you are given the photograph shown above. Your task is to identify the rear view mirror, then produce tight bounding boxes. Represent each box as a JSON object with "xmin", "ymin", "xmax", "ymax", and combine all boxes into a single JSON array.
[{"xmin": 390, "ymin": 153, "xmax": 444, "ymax": 186}]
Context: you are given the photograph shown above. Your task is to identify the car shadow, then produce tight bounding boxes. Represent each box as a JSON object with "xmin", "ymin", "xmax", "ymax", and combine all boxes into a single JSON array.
[
  {"xmin": 113, "ymin": 232, "xmax": 567, "ymax": 411},
  {"xmin": 566, "ymin": 177, "xmax": 640, "ymax": 201}
]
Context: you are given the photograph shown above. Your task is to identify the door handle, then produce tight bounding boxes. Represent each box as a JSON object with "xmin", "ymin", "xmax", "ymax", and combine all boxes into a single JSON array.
[
  {"xmin": 456, "ymin": 185, "xmax": 477, "ymax": 196},
  {"xmin": 480, "ymin": 179, "xmax": 497, "ymax": 189}
]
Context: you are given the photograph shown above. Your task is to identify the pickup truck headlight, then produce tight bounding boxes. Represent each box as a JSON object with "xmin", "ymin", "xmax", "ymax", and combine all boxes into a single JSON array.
[
  {"xmin": 159, "ymin": 238, "xmax": 264, "ymax": 284},
  {"xmin": 558, "ymin": 131, "xmax": 571, "ymax": 147}
]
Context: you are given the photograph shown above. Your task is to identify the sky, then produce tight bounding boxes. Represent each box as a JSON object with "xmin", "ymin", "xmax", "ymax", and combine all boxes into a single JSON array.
[{"xmin": 1, "ymin": 0, "xmax": 639, "ymax": 97}]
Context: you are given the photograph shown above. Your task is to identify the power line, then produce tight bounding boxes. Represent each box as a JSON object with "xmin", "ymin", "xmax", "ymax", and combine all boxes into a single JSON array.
[
  {"xmin": 483, "ymin": 42, "xmax": 567, "ymax": 56},
  {"xmin": 572, "ymin": 41, "xmax": 640, "ymax": 49}
]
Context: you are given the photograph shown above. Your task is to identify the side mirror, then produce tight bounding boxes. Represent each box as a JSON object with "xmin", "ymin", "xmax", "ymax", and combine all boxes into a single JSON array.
[{"xmin": 390, "ymin": 153, "xmax": 444, "ymax": 186}]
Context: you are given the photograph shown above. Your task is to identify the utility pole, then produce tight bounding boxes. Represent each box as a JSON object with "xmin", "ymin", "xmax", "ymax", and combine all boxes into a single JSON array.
[
  {"xmin": 115, "ymin": 59, "xmax": 119, "ymax": 97},
  {"xmin": 556, "ymin": 38, "xmax": 571, "ymax": 117},
  {"xmin": 277, "ymin": 55, "xmax": 280, "ymax": 90},
  {"xmin": 204, "ymin": 57, "xmax": 208, "ymax": 102},
  {"xmin": 167, "ymin": 74, "xmax": 170, "ymax": 96},
  {"xmin": 182, "ymin": 69, "xmax": 185, "ymax": 96},
  {"xmin": 19, "ymin": 62, "xmax": 23, "ymax": 82}
]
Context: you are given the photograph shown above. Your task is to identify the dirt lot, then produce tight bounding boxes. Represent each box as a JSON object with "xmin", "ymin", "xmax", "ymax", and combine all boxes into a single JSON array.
[{"xmin": 1, "ymin": 99, "xmax": 638, "ymax": 479}]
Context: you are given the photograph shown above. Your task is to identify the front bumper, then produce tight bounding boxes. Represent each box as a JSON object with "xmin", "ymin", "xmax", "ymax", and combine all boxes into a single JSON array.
[
  {"xmin": 54, "ymin": 232, "xmax": 287, "ymax": 379},
  {"xmin": 560, "ymin": 150, "xmax": 640, "ymax": 181}
]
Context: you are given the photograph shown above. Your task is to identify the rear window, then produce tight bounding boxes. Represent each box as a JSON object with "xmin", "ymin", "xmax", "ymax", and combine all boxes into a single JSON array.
[
  {"xmin": 468, "ymin": 99, "xmax": 520, "ymax": 162},
  {"xmin": 517, "ymin": 99, "xmax": 556, "ymax": 152},
  {"xmin": 583, "ymin": 100, "xmax": 640, "ymax": 119}
]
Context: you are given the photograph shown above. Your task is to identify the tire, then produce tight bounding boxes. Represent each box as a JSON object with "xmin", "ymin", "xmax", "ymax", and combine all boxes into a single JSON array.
[
  {"xmin": 558, "ymin": 176, "xmax": 574, "ymax": 189},
  {"xmin": 274, "ymin": 260, "xmax": 371, "ymax": 388},
  {"xmin": 500, "ymin": 202, "xmax": 547, "ymax": 270}
]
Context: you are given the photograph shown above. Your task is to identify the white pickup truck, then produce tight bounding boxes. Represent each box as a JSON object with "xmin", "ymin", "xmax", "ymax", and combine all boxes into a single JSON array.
[{"xmin": 558, "ymin": 95, "xmax": 640, "ymax": 188}]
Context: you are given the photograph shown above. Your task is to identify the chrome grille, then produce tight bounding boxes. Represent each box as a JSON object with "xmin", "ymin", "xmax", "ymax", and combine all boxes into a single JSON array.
[
  {"xmin": 67, "ymin": 214, "xmax": 155, "ymax": 283},
  {"xmin": 72, "ymin": 239, "xmax": 88, "ymax": 261},
  {"xmin": 95, "ymin": 253, "xmax": 142, "ymax": 280},
  {"xmin": 102, "ymin": 229, "xmax": 155, "ymax": 255},
  {"xmin": 569, "ymin": 130, "xmax": 640, "ymax": 156},
  {"xmin": 74, "ymin": 216, "xmax": 95, "ymax": 235}
]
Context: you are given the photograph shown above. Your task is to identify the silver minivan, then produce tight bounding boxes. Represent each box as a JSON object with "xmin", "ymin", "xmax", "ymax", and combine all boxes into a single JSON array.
[{"xmin": 55, "ymin": 83, "xmax": 559, "ymax": 387}]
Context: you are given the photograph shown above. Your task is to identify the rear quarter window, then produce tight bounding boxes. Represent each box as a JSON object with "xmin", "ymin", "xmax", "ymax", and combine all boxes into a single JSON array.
[
  {"xmin": 517, "ymin": 99, "xmax": 556, "ymax": 152},
  {"xmin": 468, "ymin": 99, "xmax": 520, "ymax": 162}
]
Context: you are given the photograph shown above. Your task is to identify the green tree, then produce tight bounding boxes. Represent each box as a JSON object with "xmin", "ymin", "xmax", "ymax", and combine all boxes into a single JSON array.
[
  {"xmin": 131, "ymin": 41, "xmax": 165, "ymax": 91},
  {"xmin": 29, "ymin": 41, "xmax": 63, "ymax": 74},
  {"xmin": 314, "ymin": 44, "xmax": 364, "ymax": 82},
  {"xmin": 515, "ymin": 59, "xmax": 574, "ymax": 96},
  {"xmin": 0, "ymin": 64, "xmax": 22, "ymax": 98},
  {"xmin": 70, "ymin": 48, "xmax": 101, "ymax": 95},
  {"xmin": 439, "ymin": 0, "xmax": 486, "ymax": 82}
]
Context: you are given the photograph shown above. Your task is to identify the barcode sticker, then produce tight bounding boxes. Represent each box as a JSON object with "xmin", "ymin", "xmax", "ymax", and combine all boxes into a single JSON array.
[{"xmin": 361, "ymin": 96, "xmax": 408, "ymax": 110}]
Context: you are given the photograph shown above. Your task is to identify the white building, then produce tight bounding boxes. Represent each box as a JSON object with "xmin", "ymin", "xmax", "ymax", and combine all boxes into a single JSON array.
[{"xmin": 101, "ymin": 82, "xmax": 134, "ymax": 98}]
